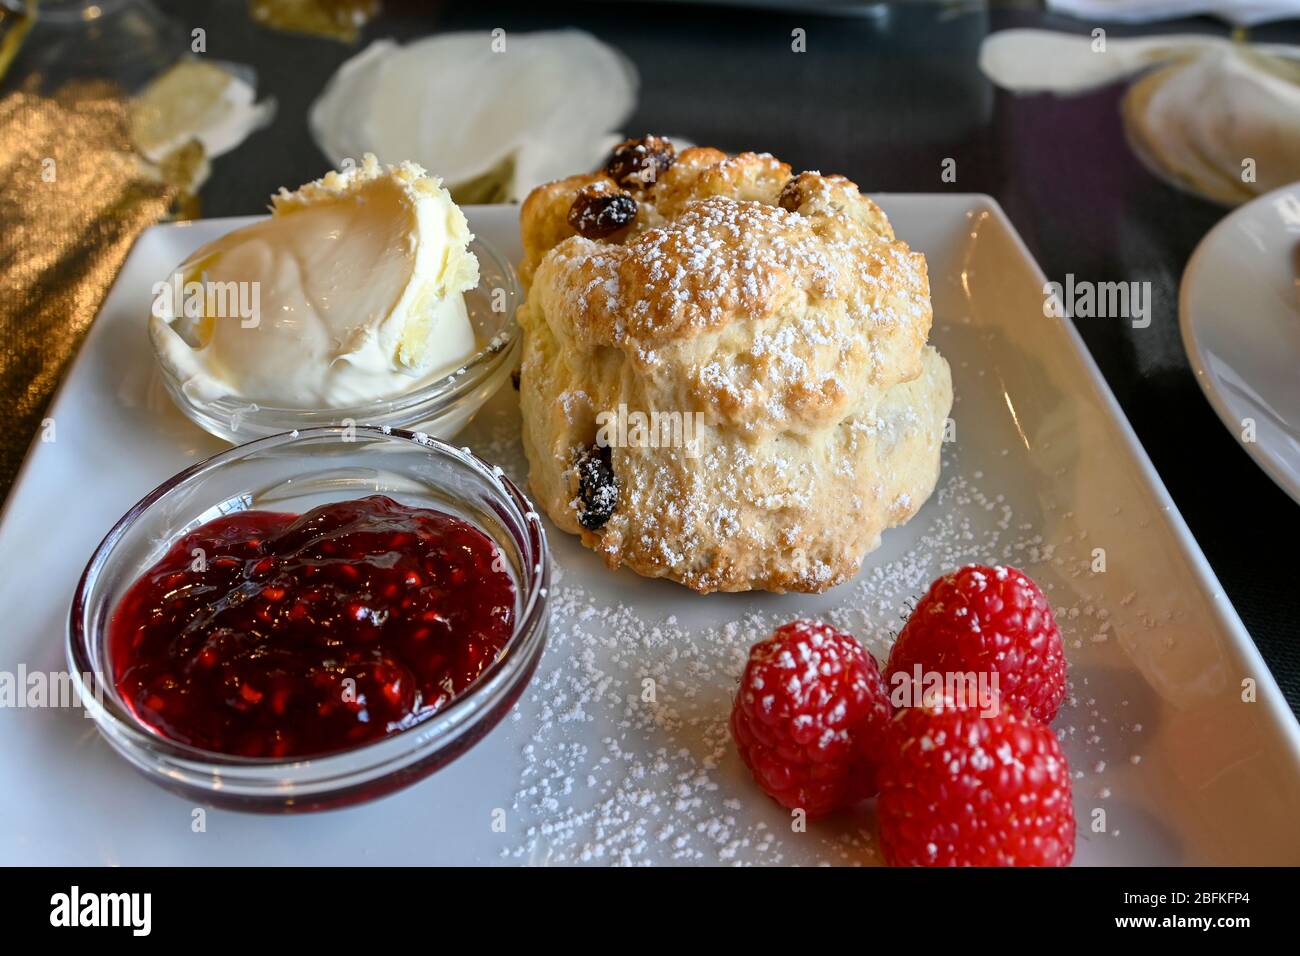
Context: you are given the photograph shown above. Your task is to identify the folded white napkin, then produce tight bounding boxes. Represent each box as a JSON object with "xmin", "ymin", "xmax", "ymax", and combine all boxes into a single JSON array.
[
  {"xmin": 1047, "ymin": 0, "xmax": 1300, "ymax": 26},
  {"xmin": 310, "ymin": 30, "xmax": 638, "ymax": 203},
  {"xmin": 980, "ymin": 28, "xmax": 1300, "ymax": 204}
]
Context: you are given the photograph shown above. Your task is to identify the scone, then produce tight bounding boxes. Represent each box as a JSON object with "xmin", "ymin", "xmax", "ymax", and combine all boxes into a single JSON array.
[{"xmin": 517, "ymin": 138, "xmax": 953, "ymax": 593}]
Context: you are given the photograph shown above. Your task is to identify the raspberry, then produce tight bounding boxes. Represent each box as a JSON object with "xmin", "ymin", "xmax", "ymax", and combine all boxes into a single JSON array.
[
  {"xmin": 886, "ymin": 564, "xmax": 1066, "ymax": 722},
  {"xmin": 877, "ymin": 698, "xmax": 1076, "ymax": 866},
  {"xmin": 730, "ymin": 621, "xmax": 891, "ymax": 818}
]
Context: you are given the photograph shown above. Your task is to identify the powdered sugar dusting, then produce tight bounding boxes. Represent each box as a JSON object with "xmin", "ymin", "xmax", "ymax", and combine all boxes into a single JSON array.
[
  {"xmin": 550, "ymin": 196, "xmax": 926, "ymax": 348},
  {"xmin": 464, "ymin": 393, "xmax": 1155, "ymax": 866}
]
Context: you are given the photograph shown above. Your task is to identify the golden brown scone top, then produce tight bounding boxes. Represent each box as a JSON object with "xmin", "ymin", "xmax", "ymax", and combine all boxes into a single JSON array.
[
  {"xmin": 520, "ymin": 143, "xmax": 930, "ymax": 439},
  {"xmin": 519, "ymin": 146, "xmax": 894, "ymax": 287}
]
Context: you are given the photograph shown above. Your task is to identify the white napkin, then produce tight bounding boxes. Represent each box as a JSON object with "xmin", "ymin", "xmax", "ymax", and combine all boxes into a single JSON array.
[
  {"xmin": 1047, "ymin": 0, "xmax": 1300, "ymax": 26},
  {"xmin": 980, "ymin": 29, "xmax": 1300, "ymax": 205},
  {"xmin": 310, "ymin": 31, "xmax": 638, "ymax": 203}
]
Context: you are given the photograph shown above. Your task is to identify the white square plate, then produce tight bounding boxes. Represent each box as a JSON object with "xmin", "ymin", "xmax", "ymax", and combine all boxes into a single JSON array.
[{"xmin": 2, "ymin": 199, "xmax": 1298, "ymax": 865}]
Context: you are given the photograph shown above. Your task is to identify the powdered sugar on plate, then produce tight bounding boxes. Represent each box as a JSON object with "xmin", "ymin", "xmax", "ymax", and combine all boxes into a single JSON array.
[{"xmin": 464, "ymin": 383, "xmax": 1159, "ymax": 866}]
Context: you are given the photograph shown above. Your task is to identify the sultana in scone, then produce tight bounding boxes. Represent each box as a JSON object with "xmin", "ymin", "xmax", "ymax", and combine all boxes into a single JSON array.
[{"xmin": 516, "ymin": 139, "xmax": 953, "ymax": 593}]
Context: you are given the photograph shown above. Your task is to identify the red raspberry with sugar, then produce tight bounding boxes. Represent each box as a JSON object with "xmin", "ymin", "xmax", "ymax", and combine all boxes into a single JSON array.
[
  {"xmin": 877, "ymin": 697, "xmax": 1076, "ymax": 866},
  {"xmin": 730, "ymin": 620, "xmax": 892, "ymax": 818},
  {"xmin": 887, "ymin": 564, "xmax": 1066, "ymax": 722}
]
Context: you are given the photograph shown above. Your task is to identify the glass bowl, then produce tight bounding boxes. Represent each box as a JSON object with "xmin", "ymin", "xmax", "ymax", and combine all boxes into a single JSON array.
[
  {"xmin": 67, "ymin": 426, "xmax": 550, "ymax": 813},
  {"xmin": 153, "ymin": 236, "xmax": 522, "ymax": 444}
]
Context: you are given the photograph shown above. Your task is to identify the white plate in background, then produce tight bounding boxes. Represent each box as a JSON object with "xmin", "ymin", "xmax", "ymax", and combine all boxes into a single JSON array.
[
  {"xmin": 1181, "ymin": 182, "xmax": 1300, "ymax": 506},
  {"xmin": 1, "ymin": 200, "xmax": 1298, "ymax": 865}
]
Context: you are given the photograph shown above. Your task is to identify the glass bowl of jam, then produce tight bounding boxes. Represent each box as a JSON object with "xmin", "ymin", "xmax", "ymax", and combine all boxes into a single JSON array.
[{"xmin": 68, "ymin": 426, "xmax": 550, "ymax": 812}]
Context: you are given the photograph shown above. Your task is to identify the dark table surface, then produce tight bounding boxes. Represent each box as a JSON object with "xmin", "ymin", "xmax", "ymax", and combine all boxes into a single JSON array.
[{"xmin": 65, "ymin": 0, "xmax": 1300, "ymax": 714}]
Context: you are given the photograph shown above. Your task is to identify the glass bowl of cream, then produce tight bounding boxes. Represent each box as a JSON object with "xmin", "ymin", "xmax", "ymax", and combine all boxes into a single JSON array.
[{"xmin": 150, "ymin": 156, "xmax": 520, "ymax": 443}]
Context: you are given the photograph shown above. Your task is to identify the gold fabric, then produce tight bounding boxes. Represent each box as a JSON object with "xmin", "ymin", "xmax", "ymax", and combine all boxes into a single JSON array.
[
  {"xmin": 248, "ymin": 0, "xmax": 380, "ymax": 43},
  {"xmin": 0, "ymin": 81, "xmax": 186, "ymax": 497}
]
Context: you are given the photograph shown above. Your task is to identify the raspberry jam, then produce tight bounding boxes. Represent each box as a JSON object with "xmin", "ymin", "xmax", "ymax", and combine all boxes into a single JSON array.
[{"xmin": 109, "ymin": 495, "xmax": 516, "ymax": 758}]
